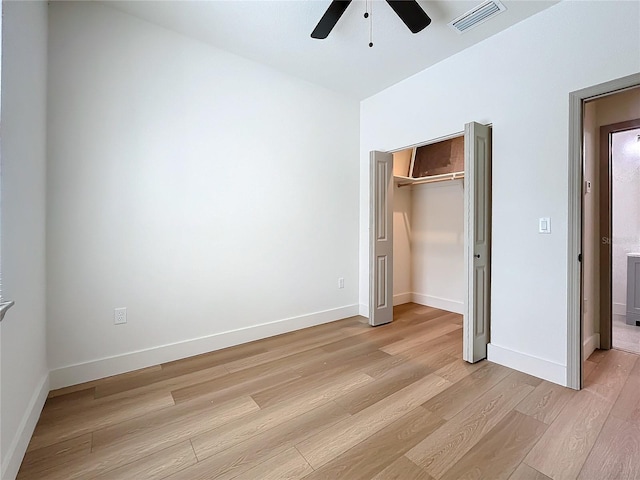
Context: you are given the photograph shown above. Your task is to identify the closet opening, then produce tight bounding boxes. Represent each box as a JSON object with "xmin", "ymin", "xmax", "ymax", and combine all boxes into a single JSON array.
[
  {"xmin": 369, "ymin": 122, "xmax": 492, "ymax": 364},
  {"xmin": 392, "ymin": 135, "xmax": 465, "ymax": 316}
]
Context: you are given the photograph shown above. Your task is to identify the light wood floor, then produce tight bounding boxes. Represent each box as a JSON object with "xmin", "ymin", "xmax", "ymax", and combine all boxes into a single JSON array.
[{"xmin": 18, "ymin": 303, "xmax": 640, "ymax": 480}]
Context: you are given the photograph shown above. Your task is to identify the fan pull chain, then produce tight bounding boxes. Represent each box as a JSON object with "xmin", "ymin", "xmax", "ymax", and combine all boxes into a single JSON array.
[
  {"xmin": 369, "ymin": 0, "xmax": 373, "ymax": 47},
  {"xmin": 364, "ymin": 0, "xmax": 373, "ymax": 47}
]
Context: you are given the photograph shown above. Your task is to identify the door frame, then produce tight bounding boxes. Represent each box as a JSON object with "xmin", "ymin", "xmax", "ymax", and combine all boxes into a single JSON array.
[
  {"xmin": 567, "ymin": 73, "xmax": 640, "ymax": 390},
  {"xmin": 599, "ymin": 118, "xmax": 640, "ymax": 350}
]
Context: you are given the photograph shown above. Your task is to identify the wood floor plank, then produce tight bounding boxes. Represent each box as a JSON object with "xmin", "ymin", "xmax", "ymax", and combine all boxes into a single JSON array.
[
  {"xmin": 334, "ymin": 360, "xmax": 433, "ymax": 414},
  {"xmin": 421, "ymin": 362, "xmax": 512, "ymax": 420},
  {"xmin": 432, "ymin": 356, "xmax": 485, "ymax": 384},
  {"xmin": 509, "ymin": 463, "xmax": 552, "ymax": 480},
  {"xmin": 41, "ymin": 388, "xmax": 95, "ymax": 413},
  {"xmin": 523, "ymin": 390, "xmax": 613, "ymax": 480},
  {"xmin": 577, "ymin": 414, "xmax": 640, "ymax": 480},
  {"xmin": 610, "ymin": 372, "xmax": 640, "ymax": 426},
  {"xmin": 515, "ymin": 381, "xmax": 576, "ymax": 425},
  {"xmin": 371, "ymin": 456, "xmax": 433, "ymax": 480},
  {"xmin": 26, "ymin": 396, "xmax": 258, "ymax": 480},
  {"xmin": 34, "ymin": 390, "xmax": 97, "ymax": 438},
  {"xmin": 90, "ymin": 440, "xmax": 197, "ymax": 480},
  {"xmin": 292, "ymin": 345, "xmax": 390, "ymax": 378},
  {"xmin": 170, "ymin": 363, "xmax": 300, "ymax": 404},
  {"xmin": 251, "ymin": 355, "xmax": 383, "ymax": 410},
  {"xmin": 28, "ymin": 391, "xmax": 175, "ymax": 451},
  {"xmin": 583, "ymin": 359, "xmax": 597, "ymax": 379},
  {"xmin": 94, "ymin": 364, "xmax": 228, "ymax": 399},
  {"xmin": 381, "ymin": 322, "xmax": 461, "ymax": 356},
  {"xmin": 222, "ymin": 329, "xmax": 360, "ymax": 373},
  {"xmin": 46, "ymin": 365, "xmax": 161, "ymax": 398},
  {"xmin": 583, "ymin": 348, "xmax": 637, "ymax": 403},
  {"xmin": 231, "ymin": 447, "xmax": 313, "ymax": 480},
  {"xmin": 164, "ymin": 401, "xmax": 349, "ymax": 480},
  {"xmin": 405, "ymin": 372, "xmax": 535, "ymax": 479},
  {"xmin": 301, "ymin": 406, "xmax": 444, "ymax": 480},
  {"xmin": 91, "ymin": 395, "xmax": 259, "ymax": 451},
  {"xmin": 296, "ymin": 373, "xmax": 451, "ymax": 469},
  {"xmin": 362, "ymin": 339, "xmax": 457, "ymax": 379},
  {"xmin": 439, "ymin": 410, "xmax": 547, "ymax": 480},
  {"xmin": 190, "ymin": 371, "xmax": 373, "ymax": 461},
  {"xmin": 160, "ymin": 343, "xmax": 268, "ymax": 376},
  {"xmin": 586, "ymin": 349, "xmax": 607, "ymax": 364},
  {"xmin": 17, "ymin": 434, "xmax": 92, "ymax": 479}
]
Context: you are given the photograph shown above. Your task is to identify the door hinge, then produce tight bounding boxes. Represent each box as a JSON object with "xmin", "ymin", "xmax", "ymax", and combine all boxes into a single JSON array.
[{"xmin": 578, "ymin": 253, "xmax": 582, "ymax": 262}]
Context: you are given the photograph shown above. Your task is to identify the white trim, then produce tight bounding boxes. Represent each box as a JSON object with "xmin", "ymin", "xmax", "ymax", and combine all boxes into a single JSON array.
[
  {"xmin": 412, "ymin": 293, "xmax": 464, "ymax": 314},
  {"xmin": 359, "ymin": 303, "xmax": 369, "ymax": 318},
  {"xmin": 487, "ymin": 343, "xmax": 566, "ymax": 386},
  {"xmin": 2, "ymin": 373, "xmax": 49, "ymax": 480},
  {"xmin": 613, "ymin": 302, "xmax": 626, "ymax": 316},
  {"xmin": 393, "ymin": 292, "xmax": 412, "ymax": 306},
  {"xmin": 50, "ymin": 304, "xmax": 359, "ymax": 389},
  {"xmin": 567, "ymin": 73, "xmax": 640, "ymax": 391},
  {"xmin": 583, "ymin": 333, "xmax": 601, "ymax": 361}
]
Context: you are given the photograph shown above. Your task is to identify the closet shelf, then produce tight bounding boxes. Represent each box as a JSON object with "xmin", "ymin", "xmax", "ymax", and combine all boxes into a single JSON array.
[{"xmin": 395, "ymin": 171, "xmax": 464, "ymax": 188}]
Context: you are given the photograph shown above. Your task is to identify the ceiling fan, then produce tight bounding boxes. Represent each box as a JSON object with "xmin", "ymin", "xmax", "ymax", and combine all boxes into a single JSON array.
[{"xmin": 311, "ymin": 0, "xmax": 432, "ymax": 39}]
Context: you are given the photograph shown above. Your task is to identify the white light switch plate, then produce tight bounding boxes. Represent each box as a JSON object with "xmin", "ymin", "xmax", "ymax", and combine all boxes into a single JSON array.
[{"xmin": 539, "ymin": 217, "xmax": 551, "ymax": 234}]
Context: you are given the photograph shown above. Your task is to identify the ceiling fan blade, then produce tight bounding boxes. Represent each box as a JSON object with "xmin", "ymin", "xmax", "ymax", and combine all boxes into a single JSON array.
[
  {"xmin": 386, "ymin": 0, "xmax": 431, "ymax": 34},
  {"xmin": 311, "ymin": 0, "xmax": 352, "ymax": 39}
]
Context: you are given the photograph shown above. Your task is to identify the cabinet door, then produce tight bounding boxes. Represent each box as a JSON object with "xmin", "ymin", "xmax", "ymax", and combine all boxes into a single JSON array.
[{"xmin": 627, "ymin": 256, "xmax": 640, "ymax": 324}]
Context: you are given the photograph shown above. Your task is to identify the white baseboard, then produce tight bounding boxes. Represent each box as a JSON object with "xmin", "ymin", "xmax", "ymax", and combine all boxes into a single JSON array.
[
  {"xmin": 412, "ymin": 293, "xmax": 464, "ymax": 315},
  {"xmin": 583, "ymin": 333, "xmax": 601, "ymax": 361},
  {"xmin": 359, "ymin": 303, "xmax": 369, "ymax": 318},
  {"xmin": 393, "ymin": 292, "xmax": 412, "ymax": 306},
  {"xmin": 614, "ymin": 302, "xmax": 626, "ymax": 316},
  {"xmin": 2, "ymin": 373, "xmax": 49, "ymax": 480},
  {"xmin": 487, "ymin": 343, "xmax": 566, "ymax": 387},
  {"xmin": 50, "ymin": 304, "xmax": 359, "ymax": 390}
]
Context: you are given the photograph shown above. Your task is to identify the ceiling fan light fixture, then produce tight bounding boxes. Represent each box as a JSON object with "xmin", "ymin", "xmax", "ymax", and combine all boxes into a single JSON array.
[{"xmin": 448, "ymin": 0, "xmax": 506, "ymax": 34}]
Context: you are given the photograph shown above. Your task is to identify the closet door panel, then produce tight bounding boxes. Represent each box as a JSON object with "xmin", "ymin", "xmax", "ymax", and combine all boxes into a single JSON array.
[
  {"xmin": 370, "ymin": 151, "xmax": 394, "ymax": 326},
  {"xmin": 464, "ymin": 122, "xmax": 492, "ymax": 363}
]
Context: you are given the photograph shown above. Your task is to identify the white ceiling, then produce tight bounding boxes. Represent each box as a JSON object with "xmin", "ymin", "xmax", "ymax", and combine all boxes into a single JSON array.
[{"xmin": 104, "ymin": 0, "xmax": 559, "ymax": 100}]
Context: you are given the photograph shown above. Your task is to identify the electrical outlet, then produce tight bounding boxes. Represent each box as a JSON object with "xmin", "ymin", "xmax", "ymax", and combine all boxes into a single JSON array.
[
  {"xmin": 114, "ymin": 307, "xmax": 127, "ymax": 325},
  {"xmin": 338, "ymin": 277, "xmax": 344, "ymax": 289}
]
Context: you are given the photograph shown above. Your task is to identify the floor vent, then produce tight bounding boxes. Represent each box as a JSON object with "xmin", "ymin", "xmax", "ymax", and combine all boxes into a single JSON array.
[{"xmin": 448, "ymin": 0, "xmax": 506, "ymax": 34}]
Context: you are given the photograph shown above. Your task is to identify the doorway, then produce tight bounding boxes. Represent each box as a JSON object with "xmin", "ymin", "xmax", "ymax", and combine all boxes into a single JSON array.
[
  {"xmin": 369, "ymin": 122, "xmax": 491, "ymax": 364},
  {"xmin": 567, "ymin": 73, "xmax": 640, "ymax": 389},
  {"xmin": 582, "ymin": 89, "xmax": 640, "ymax": 358},
  {"xmin": 610, "ymin": 126, "xmax": 640, "ymax": 354}
]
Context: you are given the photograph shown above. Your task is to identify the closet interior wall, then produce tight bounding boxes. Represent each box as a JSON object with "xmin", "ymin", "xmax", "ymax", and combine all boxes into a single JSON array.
[{"xmin": 392, "ymin": 142, "xmax": 465, "ymax": 314}]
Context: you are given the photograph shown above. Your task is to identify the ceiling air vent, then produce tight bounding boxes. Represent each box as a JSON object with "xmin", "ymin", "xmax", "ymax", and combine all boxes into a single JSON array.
[{"xmin": 448, "ymin": 0, "xmax": 506, "ymax": 34}]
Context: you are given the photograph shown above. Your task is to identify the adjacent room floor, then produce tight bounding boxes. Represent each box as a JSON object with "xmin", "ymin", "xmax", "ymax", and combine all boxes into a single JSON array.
[
  {"xmin": 18, "ymin": 303, "xmax": 640, "ymax": 479},
  {"xmin": 613, "ymin": 313, "xmax": 640, "ymax": 355}
]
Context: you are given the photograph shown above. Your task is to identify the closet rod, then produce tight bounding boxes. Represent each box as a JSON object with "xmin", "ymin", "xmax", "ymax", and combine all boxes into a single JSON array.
[{"xmin": 397, "ymin": 171, "xmax": 464, "ymax": 188}]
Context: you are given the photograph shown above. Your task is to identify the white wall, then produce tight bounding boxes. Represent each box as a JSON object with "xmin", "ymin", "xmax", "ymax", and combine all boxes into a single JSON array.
[
  {"xmin": 392, "ymin": 182, "xmax": 411, "ymax": 305},
  {"xmin": 411, "ymin": 181, "xmax": 464, "ymax": 313},
  {"xmin": 47, "ymin": 2, "xmax": 360, "ymax": 387},
  {"xmin": 0, "ymin": 1, "xmax": 49, "ymax": 478},
  {"xmin": 612, "ymin": 128, "xmax": 640, "ymax": 314},
  {"xmin": 360, "ymin": 0, "xmax": 640, "ymax": 385}
]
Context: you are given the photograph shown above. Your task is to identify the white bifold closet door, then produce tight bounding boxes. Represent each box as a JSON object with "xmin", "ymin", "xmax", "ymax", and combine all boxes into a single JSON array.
[
  {"xmin": 463, "ymin": 121, "xmax": 492, "ymax": 363},
  {"xmin": 369, "ymin": 150, "xmax": 394, "ymax": 326}
]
